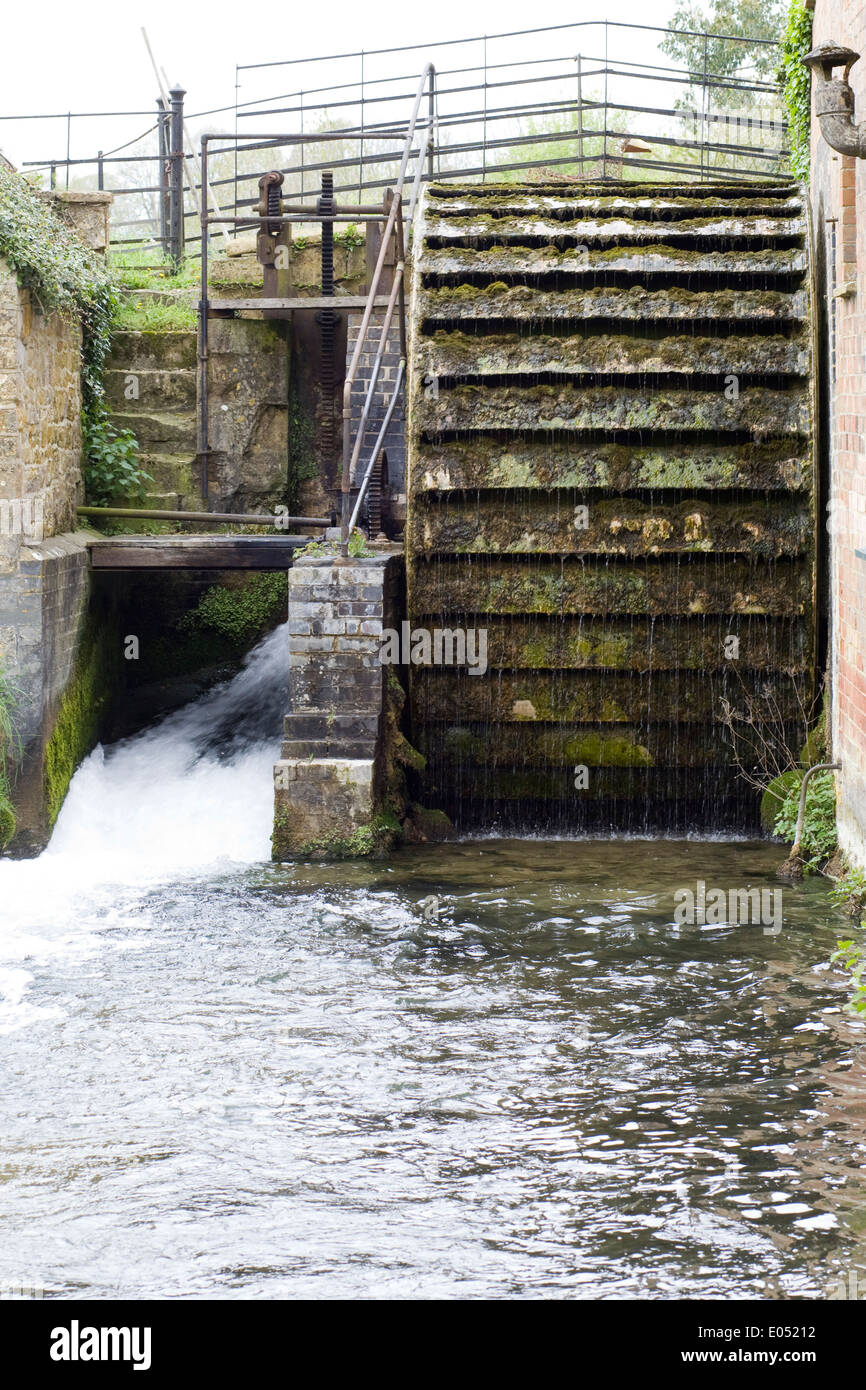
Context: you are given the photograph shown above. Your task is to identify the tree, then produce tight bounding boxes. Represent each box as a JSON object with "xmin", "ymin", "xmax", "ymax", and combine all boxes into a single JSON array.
[{"xmin": 661, "ymin": 0, "xmax": 786, "ymax": 83}]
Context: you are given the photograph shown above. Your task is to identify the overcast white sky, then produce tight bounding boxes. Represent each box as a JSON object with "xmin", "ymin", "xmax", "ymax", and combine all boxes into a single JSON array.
[{"xmin": 1, "ymin": 0, "xmax": 678, "ymax": 169}]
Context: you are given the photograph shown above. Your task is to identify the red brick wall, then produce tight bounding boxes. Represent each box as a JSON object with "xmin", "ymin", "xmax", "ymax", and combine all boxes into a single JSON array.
[{"xmin": 810, "ymin": 0, "xmax": 866, "ymax": 866}]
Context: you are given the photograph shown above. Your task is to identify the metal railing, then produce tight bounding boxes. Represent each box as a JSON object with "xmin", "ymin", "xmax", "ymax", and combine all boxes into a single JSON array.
[
  {"xmin": 340, "ymin": 64, "xmax": 435, "ymax": 555},
  {"xmin": 8, "ymin": 20, "xmax": 791, "ymax": 264}
]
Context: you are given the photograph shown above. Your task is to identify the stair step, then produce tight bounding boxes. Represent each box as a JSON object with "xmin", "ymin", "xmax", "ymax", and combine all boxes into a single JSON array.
[
  {"xmin": 412, "ymin": 438, "xmax": 810, "ymax": 493},
  {"xmin": 423, "ymin": 213, "xmax": 804, "ymax": 244},
  {"xmin": 419, "ymin": 284, "xmax": 808, "ymax": 324},
  {"xmin": 409, "ymin": 495, "xmax": 810, "ymax": 558},
  {"xmin": 409, "ymin": 556, "xmax": 810, "ymax": 618},
  {"xmin": 110, "ymin": 409, "xmax": 197, "ymax": 449},
  {"xmin": 426, "ymin": 193, "xmax": 804, "ymax": 218},
  {"xmin": 417, "ymin": 383, "xmax": 809, "ymax": 435},
  {"xmin": 137, "ymin": 452, "xmax": 199, "ymax": 494},
  {"xmin": 104, "ymin": 367, "xmax": 196, "ymax": 410},
  {"xmin": 416, "ymin": 721, "xmax": 782, "ymax": 767},
  {"xmin": 427, "ymin": 180, "xmax": 799, "ymax": 199},
  {"xmin": 107, "ymin": 330, "xmax": 197, "ymax": 370},
  {"xmin": 418, "ymin": 330, "xmax": 809, "ymax": 380},
  {"xmin": 420, "ymin": 765, "xmax": 748, "ymax": 803},
  {"xmin": 421, "ymin": 245, "xmax": 807, "ymax": 278},
  {"xmin": 413, "ymin": 669, "xmax": 806, "ymax": 723},
  {"xmin": 404, "ymin": 615, "xmax": 806, "ymax": 671}
]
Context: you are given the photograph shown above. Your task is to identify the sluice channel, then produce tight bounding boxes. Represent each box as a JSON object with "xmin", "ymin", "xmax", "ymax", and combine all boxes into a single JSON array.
[{"xmin": 406, "ymin": 181, "xmax": 817, "ymax": 833}]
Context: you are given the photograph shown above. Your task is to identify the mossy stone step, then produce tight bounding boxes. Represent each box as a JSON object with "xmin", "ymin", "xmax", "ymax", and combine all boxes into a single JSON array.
[
  {"xmin": 419, "ymin": 284, "xmax": 808, "ymax": 324},
  {"xmin": 137, "ymin": 452, "xmax": 199, "ymax": 494},
  {"xmin": 427, "ymin": 194, "xmax": 804, "ymax": 218},
  {"xmin": 422, "ymin": 244, "xmax": 808, "ymax": 278},
  {"xmin": 427, "ymin": 180, "xmax": 800, "ymax": 199},
  {"xmin": 104, "ymin": 367, "xmax": 196, "ymax": 410},
  {"xmin": 110, "ymin": 409, "xmax": 197, "ymax": 450},
  {"xmin": 416, "ymin": 720, "xmax": 766, "ymax": 768},
  {"xmin": 407, "ymin": 615, "xmax": 807, "ymax": 671},
  {"xmin": 412, "ymin": 439, "xmax": 810, "ymax": 493},
  {"xmin": 419, "ymin": 765, "xmax": 747, "ymax": 804},
  {"xmin": 413, "ymin": 668, "xmax": 807, "ymax": 724},
  {"xmin": 423, "ymin": 213, "xmax": 804, "ymax": 243},
  {"xmin": 408, "ymin": 556, "xmax": 810, "ymax": 617},
  {"xmin": 107, "ymin": 330, "xmax": 197, "ymax": 371},
  {"xmin": 418, "ymin": 329, "xmax": 809, "ymax": 379},
  {"xmin": 417, "ymin": 383, "xmax": 810, "ymax": 435},
  {"xmin": 409, "ymin": 494, "xmax": 811, "ymax": 558}
]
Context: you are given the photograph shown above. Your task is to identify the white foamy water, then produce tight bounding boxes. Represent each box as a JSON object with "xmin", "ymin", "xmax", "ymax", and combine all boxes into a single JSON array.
[{"xmin": 0, "ymin": 623, "xmax": 288, "ymax": 1030}]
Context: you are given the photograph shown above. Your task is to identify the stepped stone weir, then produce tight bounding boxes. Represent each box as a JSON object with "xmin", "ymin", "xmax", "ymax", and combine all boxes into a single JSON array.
[{"xmin": 405, "ymin": 181, "xmax": 816, "ymax": 832}]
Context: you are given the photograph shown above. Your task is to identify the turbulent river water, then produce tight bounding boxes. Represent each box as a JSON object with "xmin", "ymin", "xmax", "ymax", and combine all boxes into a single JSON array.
[{"xmin": 0, "ymin": 625, "xmax": 863, "ymax": 1299}]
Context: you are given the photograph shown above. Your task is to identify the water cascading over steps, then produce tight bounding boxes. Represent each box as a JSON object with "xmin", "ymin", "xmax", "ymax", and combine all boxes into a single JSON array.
[{"xmin": 405, "ymin": 181, "xmax": 816, "ymax": 832}]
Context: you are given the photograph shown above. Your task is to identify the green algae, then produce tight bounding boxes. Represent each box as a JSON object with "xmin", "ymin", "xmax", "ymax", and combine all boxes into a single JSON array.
[{"xmin": 43, "ymin": 617, "xmax": 120, "ymax": 829}]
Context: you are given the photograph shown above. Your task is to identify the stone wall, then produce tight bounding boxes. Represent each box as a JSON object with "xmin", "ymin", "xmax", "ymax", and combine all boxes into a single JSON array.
[
  {"xmin": 206, "ymin": 318, "xmax": 290, "ymax": 509},
  {"xmin": 809, "ymin": 0, "xmax": 866, "ymax": 868},
  {"xmin": 0, "ymin": 256, "xmax": 82, "ymax": 564},
  {"xmin": 0, "ymin": 197, "xmax": 103, "ymax": 851},
  {"xmin": 273, "ymin": 551, "xmax": 405, "ymax": 855}
]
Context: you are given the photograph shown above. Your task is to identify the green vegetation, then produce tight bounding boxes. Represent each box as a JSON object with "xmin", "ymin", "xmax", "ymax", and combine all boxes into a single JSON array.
[
  {"xmin": 829, "ymin": 869, "xmax": 866, "ymax": 1016},
  {"xmin": 296, "ymin": 530, "xmax": 373, "ymax": 559},
  {"xmin": 831, "ymin": 865, "xmax": 866, "ymax": 917},
  {"xmin": 108, "ymin": 247, "xmax": 201, "ymax": 291},
  {"xmin": 111, "ymin": 297, "xmax": 197, "ymax": 332},
  {"xmin": 0, "ymin": 665, "xmax": 20, "ymax": 848},
  {"xmin": 0, "ymin": 165, "xmax": 156, "ymax": 506},
  {"xmin": 178, "ymin": 572, "xmax": 288, "ymax": 647},
  {"xmin": 287, "ymin": 379, "xmax": 317, "ymax": 514},
  {"xmin": 83, "ymin": 413, "xmax": 152, "ymax": 506},
  {"xmin": 661, "ymin": 0, "xmax": 785, "ymax": 86},
  {"xmin": 772, "ymin": 769, "xmax": 837, "ymax": 871},
  {"xmin": 779, "ymin": 0, "xmax": 814, "ymax": 180},
  {"xmin": 43, "ymin": 620, "xmax": 119, "ymax": 828}
]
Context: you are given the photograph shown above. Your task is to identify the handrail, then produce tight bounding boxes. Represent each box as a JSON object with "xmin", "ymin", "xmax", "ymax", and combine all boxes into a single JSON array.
[{"xmin": 339, "ymin": 63, "xmax": 436, "ymax": 557}]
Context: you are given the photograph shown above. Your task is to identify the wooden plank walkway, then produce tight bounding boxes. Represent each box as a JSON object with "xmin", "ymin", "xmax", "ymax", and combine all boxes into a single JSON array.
[{"xmin": 87, "ymin": 535, "xmax": 310, "ymax": 570}]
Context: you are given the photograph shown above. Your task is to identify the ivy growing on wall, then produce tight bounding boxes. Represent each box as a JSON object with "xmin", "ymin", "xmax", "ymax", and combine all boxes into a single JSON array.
[
  {"xmin": 0, "ymin": 166, "xmax": 148, "ymax": 502},
  {"xmin": 779, "ymin": 0, "xmax": 814, "ymax": 181}
]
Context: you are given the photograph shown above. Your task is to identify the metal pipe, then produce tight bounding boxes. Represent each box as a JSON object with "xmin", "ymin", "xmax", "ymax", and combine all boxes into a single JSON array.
[
  {"xmin": 789, "ymin": 763, "xmax": 841, "ymax": 860},
  {"xmin": 802, "ymin": 43, "xmax": 866, "ymax": 159},
  {"xmin": 199, "ymin": 136, "xmax": 210, "ymax": 501},
  {"xmin": 168, "ymin": 86, "xmax": 186, "ymax": 265},
  {"xmin": 77, "ymin": 506, "xmax": 331, "ymax": 526}
]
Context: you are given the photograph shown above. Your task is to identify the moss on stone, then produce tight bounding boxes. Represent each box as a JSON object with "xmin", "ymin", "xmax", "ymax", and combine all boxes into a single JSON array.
[
  {"xmin": 43, "ymin": 620, "xmax": 119, "ymax": 828},
  {"xmin": 178, "ymin": 572, "xmax": 288, "ymax": 647},
  {"xmin": 294, "ymin": 809, "xmax": 403, "ymax": 860}
]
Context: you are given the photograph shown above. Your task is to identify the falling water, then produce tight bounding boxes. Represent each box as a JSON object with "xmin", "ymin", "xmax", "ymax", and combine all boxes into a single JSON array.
[{"xmin": 0, "ymin": 623, "xmax": 288, "ymax": 1035}]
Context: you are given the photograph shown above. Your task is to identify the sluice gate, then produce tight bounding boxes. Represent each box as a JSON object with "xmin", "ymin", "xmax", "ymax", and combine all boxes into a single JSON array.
[{"xmin": 405, "ymin": 181, "xmax": 817, "ymax": 832}]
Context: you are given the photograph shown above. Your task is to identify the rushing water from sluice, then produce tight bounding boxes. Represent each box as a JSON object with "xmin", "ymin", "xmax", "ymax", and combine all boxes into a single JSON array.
[{"xmin": 0, "ymin": 627, "xmax": 863, "ymax": 1299}]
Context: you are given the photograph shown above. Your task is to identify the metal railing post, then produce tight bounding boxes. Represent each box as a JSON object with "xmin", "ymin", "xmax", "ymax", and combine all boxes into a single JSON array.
[
  {"xmin": 169, "ymin": 86, "xmax": 186, "ymax": 267},
  {"xmin": 157, "ymin": 97, "xmax": 169, "ymax": 258},
  {"xmin": 199, "ymin": 135, "xmax": 210, "ymax": 501},
  {"xmin": 427, "ymin": 66, "xmax": 436, "ymax": 181}
]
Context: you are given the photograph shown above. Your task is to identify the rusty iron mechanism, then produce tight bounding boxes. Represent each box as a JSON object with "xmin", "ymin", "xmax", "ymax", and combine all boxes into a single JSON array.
[
  {"xmin": 316, "ymin": 172, "xmax": 339, "ymax": 492},
  {"xmin": 802, "ymin": 42, "xmax": 866, "ymax": 158},
  {"xmin": 255, "ymin": 171, "xmax": 288, "ymax": 294}
]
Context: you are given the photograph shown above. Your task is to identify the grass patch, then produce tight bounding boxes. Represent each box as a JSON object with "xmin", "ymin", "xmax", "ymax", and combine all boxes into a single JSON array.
[{"xmin": 112, "ymin": 297, "xmax": 197, "ymax": 332}]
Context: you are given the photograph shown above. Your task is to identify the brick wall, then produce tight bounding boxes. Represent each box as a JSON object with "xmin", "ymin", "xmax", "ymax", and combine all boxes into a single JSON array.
[{"xmin": 810, "ymin": 0, "xmax": 866, "ymax": 866}]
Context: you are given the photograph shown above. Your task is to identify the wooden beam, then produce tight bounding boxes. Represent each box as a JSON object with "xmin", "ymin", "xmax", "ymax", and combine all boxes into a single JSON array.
[
  {"xmin": 205, "ymin": 295, "xmax": 391, "ymax": 313},
  {"xmin": 88, "ymin": 535, "xmax": 309, "ymax": 570}
]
